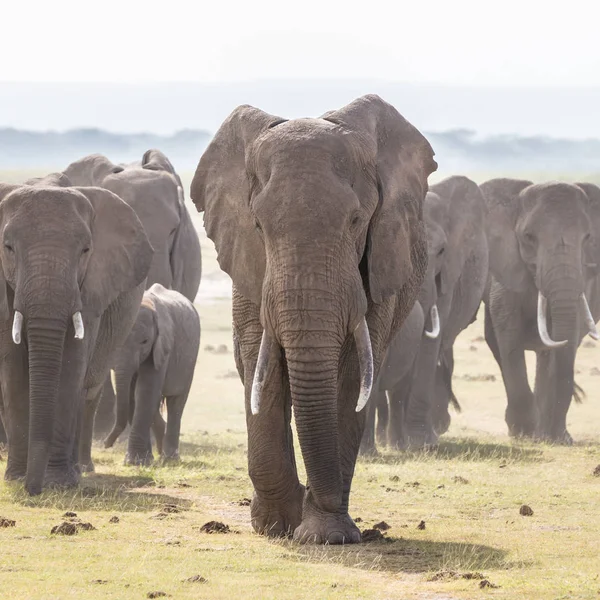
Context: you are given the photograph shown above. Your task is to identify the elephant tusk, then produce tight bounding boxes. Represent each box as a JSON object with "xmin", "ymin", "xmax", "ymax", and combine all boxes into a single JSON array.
[
  {"xmin": 177, "ymin": 185, "xmax": 184, "ymax": 204},
  {"xmin": 12, "ymin": 311, "xmax": 23, "ymax": 345},
  {"xmin": 424, "ymin": 304, "xmax": 440, "ymax": 339},
  {"xmin": 354, "ymin": 317, "xmax": 374, "ymax": 413},
  {"xmin": 537, "ymin": 292, "xmax": 568, "ymax": 348},
  {"xmin": 250, "ymin": 329, "xmax": 271, "ymax": 415},
  {"xmin": 73, "ymin": 312, "xmax": 85, "ymax": 340},
  {"xmin": 580, "ymin": 293, "xmax": 599, "ymax": 340}
]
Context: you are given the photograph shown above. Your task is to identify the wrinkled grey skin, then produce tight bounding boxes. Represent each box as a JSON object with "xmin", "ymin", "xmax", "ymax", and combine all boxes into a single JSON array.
[
  {"xmin": 359, "ymin": 301, "xmax": 424, "ymax": 454},
  {"xmin": 482, "ymin": 179, "xmax": 600, "ymax": 443},
  {"xmin": 190, "ymin": 95, "xmax": 437, "ymax": 544},
  {"xmin": 63, "ymin": 150, "xmax": 202, "ymax": 440},
  {"xmin": 404, "ymin": 176, "xmax": 489, "ymax": 448},
  {"xmin": 104, "ymin": 284, "xmax": 200, "ymax": 465},
  {"xmin": 0, "ymin": 178, "xmax": 152, "ymax": 495}
]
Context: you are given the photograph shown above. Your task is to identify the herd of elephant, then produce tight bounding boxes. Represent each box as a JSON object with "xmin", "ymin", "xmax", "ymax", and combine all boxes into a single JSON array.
[{"xmin": 1, "ymin": 93, "xmax": 598, "ymax": 545}]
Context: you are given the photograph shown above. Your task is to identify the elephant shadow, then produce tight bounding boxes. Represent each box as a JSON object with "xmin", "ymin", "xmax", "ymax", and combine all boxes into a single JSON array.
[
  {"xmin": 358, "ymin": 437, "xmax": 544, "ymax": 465},
  {"xmin": 2, "ymin": 472, "xmax": 192, "ymax": 513},
  {"xmin": 287, "ymin": 536, "xmax": 514, "ymax": 576}
]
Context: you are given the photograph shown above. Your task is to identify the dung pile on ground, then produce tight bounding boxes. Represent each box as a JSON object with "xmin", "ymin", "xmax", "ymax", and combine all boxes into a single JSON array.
[
  {"xmin": 51, "ymin": 520, "xmax": 96, "ymax": 535},
  {"xmin": 200, "ymin": 521, "xmax": 231, "ymax": 534}
]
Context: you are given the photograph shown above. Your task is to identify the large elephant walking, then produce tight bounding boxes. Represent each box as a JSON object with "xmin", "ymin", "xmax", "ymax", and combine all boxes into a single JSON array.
[
  {"xmin": 404, "ymin": 177, "xmax": 489, "ymax": 447},
  {"xmin": 191, "ymin": 95, "xmax": 437, "ymax": 544},
  {"xmin": 482, "ymin": 179, "xmax": 600, "ymax": 442},
  {"xmin": 0, "ymin": 178, "xmax": 152, "ymax": 495},
  {"xmin": 62, "ymin": 150, "xmax": 201, "ymax": 443}
]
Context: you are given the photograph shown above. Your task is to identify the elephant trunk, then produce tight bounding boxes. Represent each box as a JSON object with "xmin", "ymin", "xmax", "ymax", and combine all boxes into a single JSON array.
[
  {"xmin": 105, "ymin": 366, "xmax": 136, "ymax": 448},
  {"xmin": 25, "ymin": 315, "xmax": 68, "ymax": 495}
]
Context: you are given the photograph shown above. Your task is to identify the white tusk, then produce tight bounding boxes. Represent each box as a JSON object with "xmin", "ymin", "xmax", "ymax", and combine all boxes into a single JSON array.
[
  {"xmin": 250, "ymin": 329, "xmax": 271, "ymax": 415},
  {"xmin": 354, "ymin": 317, "xmax": 374, "ymax": 412},
  {"xmin": 12, "ymin": 311, "xmax": 23, "ymax": 345},
  {"xmin": 177, "ymin": 185, "xmax": 184, "ymax": 204},
  {"xmin": 424, "ymin": 304, "xmax": 440, "ymax": 339},
  {"xmin": 73, "ymin": 312, "xmax": 85, "ymax": 340},
  {"xmin": 537, "ymin": 292, "xmax": 568, "ymax": 348},
  {"xmin": 580, "ymin": 293, "xmax": 599, "ymax": 340}
]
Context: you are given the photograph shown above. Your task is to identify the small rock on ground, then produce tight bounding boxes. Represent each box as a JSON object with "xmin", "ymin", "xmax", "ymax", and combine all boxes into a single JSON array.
[{"xmin": 109, "ymin": 516, "xmax": 120, "ymax": 524}]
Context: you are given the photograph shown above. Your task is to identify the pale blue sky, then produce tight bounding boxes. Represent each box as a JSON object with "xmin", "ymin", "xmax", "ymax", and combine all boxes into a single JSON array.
[{"xmin": 2, "ymin": 0, "xmax": 599, "ymax": 86}]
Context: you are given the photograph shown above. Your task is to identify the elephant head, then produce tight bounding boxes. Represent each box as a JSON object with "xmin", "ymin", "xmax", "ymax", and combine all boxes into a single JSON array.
[
  {"xmin": 0, "ymin": 180, "xmax": 152, "ymax": 494},
  {"xmin": 105, "ymin": 285, "xmax": 174, "ymax": 450},
  {"xmin": 481, "ymin": 179, "xmax": 598, "ymax": 347},
  {"xmin": 191, "ymin": 95, "xmax": 436, "ymax": 510}
]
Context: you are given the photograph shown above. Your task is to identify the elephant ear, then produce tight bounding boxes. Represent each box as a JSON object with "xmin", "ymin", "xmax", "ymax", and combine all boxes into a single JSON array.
[
  {"xmin": 63, "ymin": 154, "xmax": 117, "ymax": 186},
  {"xmin": 575, "ymin": 182, "xmax": 600, "ymax": 277},
  {"xmin": 75, "ymin": 187, "xmax": 154, "ymax": 316},
  {"xmin": 142, "ymin": 149, "xmax": 183, "ymax": 187},
  {"xmin": 171, "ymin": 186, "xmax": 202, "ymax": 301},
  {"xmin": 322, "ymin": 94, "xmax": 438, "ymax": 304},
  {"xmin": 480, "ymin": 178, "xmax": 533, "ymax": 292},
  {"xmin": 190, "ymin": 105, "xmax": 287, "ymax": 305},
  {"xmin": 0, "ymin": 184, "xmax": 20, "ymax": 320},
  {"xmin": 149, "ymin": 286, "xmax": 174, "ymax": 370},
  {"xmin": 428, "ymin": 176, "xmax": 487, "ymax": 297}
]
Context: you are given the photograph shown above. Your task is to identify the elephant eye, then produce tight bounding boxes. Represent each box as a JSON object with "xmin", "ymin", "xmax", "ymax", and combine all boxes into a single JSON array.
[
  {"xmin": 4, "ymin": 243, "xmax": 13, "ymax": 253},
  {"xmin": 141, "ymin": 339, "xmax": 149, "ymax": 345},
  {"xmin": 82, "ymin": 247, "xmax": 90, "ymax": 254},
  {"xmin": 437, "ymin": 247, "xmax": 445, "ymax": 257},
  {"xmin": 254, "ymin": 219, "xmax": 262, "ymax": 232},
  {"xmin": 583, "ymin": 233, "xmax": 592, "ymax": 243},
  {"xmin": 350, "ymin": 213, "xmax": 360, "ymax": 227},
  {"xmin": 523, "ymin": 232, "xmax": 536, "ymax": 244}
]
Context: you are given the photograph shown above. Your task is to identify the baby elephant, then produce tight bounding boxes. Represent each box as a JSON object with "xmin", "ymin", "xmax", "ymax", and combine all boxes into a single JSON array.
[{"xmin": 105, "ymin": 283, "xmax": 200, "ymax": 464}]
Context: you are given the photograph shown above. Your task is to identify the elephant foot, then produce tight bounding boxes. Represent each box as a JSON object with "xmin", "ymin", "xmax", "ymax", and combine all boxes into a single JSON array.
[
  {"xmin": 78, "ymin": 459, "xmax": 95, "ymax": 474},
  {"xmin": 433, "ymin": 410, "xmax": 451, "ymax": 436},
  {"xmin": 405, "ymin": 427, "xmax": 439, "ymax": 450},
  {"xmin": 536, "ymin": 429, "xmax": 573, "ymax": 445},
  {"xmin": 159, "ymin": 452, "xmax": 181, "ymax": 465},
  {"xmin": 506, "ymin": 407, "xmax": 536, "ymax": 439},
  {"xmin": 125, "ymin": 452, "xmax": 154, "ymax": 467},
  {"xmin": 358, "ymin": 441, "xmax": 379, "ymax": 457},
  {"xmin": 251, "ymin": 485, "xmax": 304, "ymax": 538},
  {"xmin": 293, "ymin": 511, "xmax": 361, "ymax": 545},
  {"xmin": 44, "ymin": 466, "xmax": 81, "ymax": 490}
]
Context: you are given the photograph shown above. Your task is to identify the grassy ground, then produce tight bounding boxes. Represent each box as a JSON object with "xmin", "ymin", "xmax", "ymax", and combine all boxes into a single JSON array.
[{"xmin": 0, "ymin": 169, "xmax": 598, "ymax": 599}]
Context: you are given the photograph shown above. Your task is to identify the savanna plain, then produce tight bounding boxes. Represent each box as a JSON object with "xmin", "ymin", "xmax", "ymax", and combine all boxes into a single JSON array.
[{"xmin": 0, "ymin": 170, "xmax": 599, "ymax": 600}]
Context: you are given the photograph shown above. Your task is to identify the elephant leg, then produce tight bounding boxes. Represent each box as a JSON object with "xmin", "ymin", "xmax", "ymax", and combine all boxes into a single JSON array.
[
  {"xmin": 534, "ymin": 350, "xmax": 554, "ymax": 440},
  {"xmin": 293, "ymin": 344, "xmax": 365, "ymax": 545},
  {"xmin": 405, "ymin": 335, "xmax": 442, "ymax": 448},
  {"xmin": 243, "ymin": 334, "xmax": 304, "ymax": 538},
  {"xmin": 388, "ymin": 382, "xmax": 411, "ymax": 450},
  {"xmin": 538, "ymin": 347, "xmax": 576, "ymax": 444},
  {"xmin": 1, "ymin": 355, "xmax": 29, "ymax": 480},
  {"xmin": 484, "ymin": 302, "xmax": 503, "ymax": 369},
  {"xmin": 126, "ymin": 363, "xmax": 165, "ymax": 466},
  {"xmin": 152, "ymin": 409, "xmax": 166, "ymax": 456},
  {"xmin": 0, "ymin": 417, "xmax": 7, "ymax": 447},
  {"xmin": 77, "ymin": 383, "xmax": 103, "ymax": 475},
  {"xmin": 431, "ymin": 347, "xmax": 453, "ymax": 436},
  {"xmin": 92, "ymin": 377, "xmax": 116, "ymax": 440},
  {"xmin": 104, "ymin": 375, "xmax": 136, "ymax": 449},
  {"xmin": 375, "ymin": 392, "xmax": 389, "ymax": 446},
  {"xmin": 358, "ymin": 391, "xmax": 379, "ymax": 456},
  {"xmin": 162, "ymin": 393, "xmax": 188, "ymax": 461}
]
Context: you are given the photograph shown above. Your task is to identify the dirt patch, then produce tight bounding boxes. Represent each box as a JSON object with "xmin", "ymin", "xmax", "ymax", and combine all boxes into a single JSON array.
[
  {"xmin": 428, "ymin": 570, "xmax": 485, "ymax": 582},
  {"xmin": 373, "ymin": 521, "xmax": 391, "ymax": 531},
  {"xmin": 147, "ymin": 592, "xmax": 170, "ymax": 599},
  {"xmin": 91, "ymin": 580, "xmax": 108, "ymax": 585},
  {"xmin": 0, "ymin": 517, "xmax": 16, "ymax": 528},
  {"xmin": 361, "ymin": 528, "xmax": 386, "ymax": 542},
  {"xmin": 109, "ymin": 516, "xmax": 120, "ymax": 524},
  {"xmin": 593, "ymin": 465, "xmax": 600, "ymax": 477},
  {"xmin": 51, "ymin": 521, "xmax": 96, "ymax": 535},
  {"xmin": 519, "ymin": 504, "xmax": 534, "ymax": 516},
  {"xmin": 590, "ymin": 367, "xmax": 600, "ymax": 376},
  {"xmin": 452, "ymin": 476, "xmax": 470, "ymax": 484},
  {"xmin": 152, "ymin": 504, "xmax": 184, "ymax": 520},
  {"xmin": 460, "ymin": 373, "xmax": 496, "ymax": 382},
  {"xmin": 176, "ymin": 480, "xmax": 192, "ymax": 488},
  {"xmin": 480, "ymin": 580, "xmax": 500, "ymax": 589},
  {"xmin": 469, "ymin": 345, "xmax": 478, "ymax": 352},
  {"xmin": 184, "ymin": 575, "xmax": 208, "ymax": 584},
  {"xmin": 200, "ymin": 521, "xmax": 231, "ymax": 534},
  {"xmin": 417, "ymin": 520, "xmax": 426, "ymax": 530}
]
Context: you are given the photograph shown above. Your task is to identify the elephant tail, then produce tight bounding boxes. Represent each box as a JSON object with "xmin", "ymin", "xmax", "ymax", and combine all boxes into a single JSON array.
[
  {"xmin": 439, "ymin": 354, "xmax": 462, "ymax": 413},
  {"xmin": 573, "ymin": 381, "xmax": 586, "ymax": 404}
]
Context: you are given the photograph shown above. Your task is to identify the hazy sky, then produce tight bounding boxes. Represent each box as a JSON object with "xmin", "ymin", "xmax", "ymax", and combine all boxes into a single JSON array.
[{"xmin": 2, "ymin": 0, "xmax": 599, "ymax": 86}]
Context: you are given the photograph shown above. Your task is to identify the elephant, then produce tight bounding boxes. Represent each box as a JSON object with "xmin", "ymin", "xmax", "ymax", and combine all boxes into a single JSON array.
[
  {"xmin": 482, "ymin": 179, "xmax": 600, "ymax": 443},
  {"xmin": 62, "ymin": 150, "xmax": 202, "ymax": 440},
  {"xmin": 403, "ymin": 176, "xmax": 489, "ymax": 448},
  {"xmin": 190, "ymin": 94, "xmax": 437, "ymax": 544},
  {"xmin": 359, "ymin": 212, "xmax": 448, "ymax": 454},
  {"xmin": 104, "ymin": 284, "xmax": 200, "ymax": 465},
  {"xmin": 0, "ymin": 177, "xmax": 152, "ymax": 495}
]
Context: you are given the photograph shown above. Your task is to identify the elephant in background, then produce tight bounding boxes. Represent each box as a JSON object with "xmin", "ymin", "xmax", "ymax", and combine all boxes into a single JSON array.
[
  {"xmin": 0, "ymin": 178, "xmax": 152, "ymax": 495},
  {"xmin": 360, "ymin": 213, "xmax": 448, "ymax": 454},
  {"xmin": 404, "ymin": 176, "xmax": 489, "ymax": 448},
  {"xmin": 483, "ymin": 179, "xmax": 600, "ymax": 443},
  {"xmin": 191, "ymin": 94, "xmax": 437, "ymax": 544},
  {"xmin": 104, "ymin": 284, "xmax": 200, "ymax": 465},
  {"xmin": 62, "ymin": 150, "xmax": 202, "ymax": 439}
]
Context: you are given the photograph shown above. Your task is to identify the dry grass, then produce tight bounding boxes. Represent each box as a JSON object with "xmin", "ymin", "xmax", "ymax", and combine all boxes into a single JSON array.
[{"xmin": 0, "ymin": 169, "xmax": 598, "ymax": 599}]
